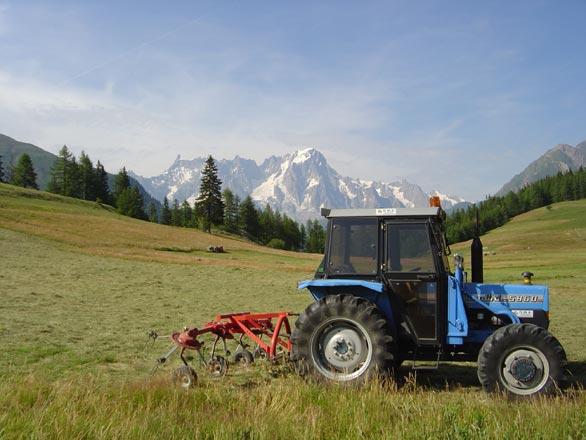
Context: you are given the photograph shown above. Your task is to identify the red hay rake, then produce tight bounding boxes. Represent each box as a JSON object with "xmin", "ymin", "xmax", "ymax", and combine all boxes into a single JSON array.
[{"xmin": 151, "ymin": 311, "xmax": 296, "ymax": 387}]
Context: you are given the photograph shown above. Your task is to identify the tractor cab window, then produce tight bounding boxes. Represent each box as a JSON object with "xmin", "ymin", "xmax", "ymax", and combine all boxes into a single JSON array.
[
  {"xmin": 327, "ymin": 218, "xmax": 378, "ymax": 275},
  {"xmin": 386, "ymin": 223, "xmax": 435, "ymax": 273}
]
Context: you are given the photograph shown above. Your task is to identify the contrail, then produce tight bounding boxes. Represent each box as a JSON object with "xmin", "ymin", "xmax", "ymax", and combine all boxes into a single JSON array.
[{"xmin": 58, "ymin": 13, "xmax": 209, "ymax": 87}]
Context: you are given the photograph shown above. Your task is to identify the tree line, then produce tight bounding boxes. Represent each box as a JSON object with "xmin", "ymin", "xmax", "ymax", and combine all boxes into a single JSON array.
[
  {"xmin": 157, "ymin": 156, "xmax": 326, "ymax": 252},
  {"xmin": 1, "ymin": 151, "xmax": 326, "ymax": 253},
  {"xmin": 446, "ymin": 167, "xmax": 586, "ymax": 244},
  {"xmin": 47, "ymin": 146, "xmax": 148, "ymax": 219},
  {"xmin": 0, "ymin": 147, "xmax": 148, "ymax": 219},
  {"xmin": 6, "ymin": 149, "xmax": 586, "ymax": 250}
]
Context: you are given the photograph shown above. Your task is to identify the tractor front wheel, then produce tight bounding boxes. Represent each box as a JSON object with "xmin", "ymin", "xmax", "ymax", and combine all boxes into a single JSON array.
[
  {"xmin": 477, "ymin": 323, "xmax": 568, "ymax": 399},
  {"xmin": 291, "ymin": 294, "xmax": 396, "ymax": 384}
]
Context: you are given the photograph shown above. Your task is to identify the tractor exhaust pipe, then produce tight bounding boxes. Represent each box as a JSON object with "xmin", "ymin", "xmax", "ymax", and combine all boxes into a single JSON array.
[{"xmin": 471, "ymin": 206, "xmax": 483, "ymax": 283}]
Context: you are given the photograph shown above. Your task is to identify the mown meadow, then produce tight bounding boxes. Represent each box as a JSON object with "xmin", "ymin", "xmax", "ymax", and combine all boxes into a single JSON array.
[{"xmin": 1, "ymin": 183, "xmax": 585, "ymax": 439}]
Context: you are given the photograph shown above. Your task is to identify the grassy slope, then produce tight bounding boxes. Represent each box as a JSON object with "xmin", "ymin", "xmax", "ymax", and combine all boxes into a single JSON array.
[
  {"xmin": 1, "ymin": 184, "xmax": 585, "ymax": 439},
  {"xmin": 451, "ymin": 201, "xmax": 586, "ymax": 361}
]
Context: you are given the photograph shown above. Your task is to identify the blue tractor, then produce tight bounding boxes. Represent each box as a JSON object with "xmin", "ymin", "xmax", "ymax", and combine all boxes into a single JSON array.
[{"xmin": 291, "ymin": 202, "xmax": 568, "ymax": 398}]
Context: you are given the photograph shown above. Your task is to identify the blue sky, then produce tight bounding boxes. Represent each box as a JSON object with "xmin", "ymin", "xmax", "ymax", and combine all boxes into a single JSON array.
[{"xmin": 1, "ymin": 1, "xmax": 585, "ymax": 201}]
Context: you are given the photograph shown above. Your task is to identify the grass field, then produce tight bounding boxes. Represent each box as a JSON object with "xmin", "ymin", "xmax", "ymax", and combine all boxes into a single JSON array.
[{"xmin": 1, "ymin": 183, "xmax": 586, "ymax": 439}]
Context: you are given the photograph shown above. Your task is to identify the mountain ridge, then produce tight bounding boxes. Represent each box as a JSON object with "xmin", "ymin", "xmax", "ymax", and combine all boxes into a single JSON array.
[
  {"xmin": 131, "ymin": 147, "xmax": 467, "ymax": 222},
  {"xmin": 496, "ymin": 140, "xmax": 586, "ymax": 196}
]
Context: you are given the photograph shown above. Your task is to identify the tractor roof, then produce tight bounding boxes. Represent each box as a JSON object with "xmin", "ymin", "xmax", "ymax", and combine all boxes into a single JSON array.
[{"xmin": 321, "ymin": 207, "xmax": 443, "ymax": 219}]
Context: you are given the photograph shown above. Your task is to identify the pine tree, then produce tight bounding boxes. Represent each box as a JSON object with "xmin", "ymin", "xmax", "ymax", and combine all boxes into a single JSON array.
[
  {"xmin": 259, "ymin": 204, "xmax": 275, "ymax": 244},
  {"xmin": 132, "ymin": 187, "xmax": 147, "ymax": 220},
  {"xmin": 115, "ymin": 188, "xmax": 134, "ymax": 216},
  {"xmin": 115, "ymin": 187, "xmax": 147, "ymax": 220},
  {"xmin": 181, "ymin": 200, "xmax": 193, "ymax": 227},
  {"xmin": 299, "ymin": 223, "xmax": 307, "ymax": 251},
  {"xmin": 222, "ymin": 189, "xmax": 240, "ymax": 233},
  {"xmin": 9, "ymin": 153, "xmax": 39, "ymax": 189},
  {"xmin": 171, "ymin": 199, "xmax": 182, "ymax": 226},
  {"xmin": 282, "ymin": 213, "xmax": 302, "ymax": 250},
  {"xmin": 68, "ymin": 155, "xmax": 82, "ymax": 198},
  {"xmin": 111, "ymin": 167, "xmax": 146, "ymax": 220},
  {"xmin": 238, "ymin": 195, "xmax": 260, "ymax": 240},
  {"xmin": 148, "ymin": 202, "xmax": 158, "ymax": 223},
  {"xmin": 78, "ymin": 151, "xmax": 97, "ymax": 201},
  {"xmin": 0, "ymin": 155, "xmax": 5, "ymax": 183},
  {"xmin": 47, "ymin": 145, "xmax": 77, "ymax": 196},
  {"xmin": 94, "ymin": 161, "xmax": 111, "ymax": 204},
  {"xmin": 306, "ymin": 219, "xmax": 325, "ymax": 253},
  {"xmin": 161, "ymin": 197, "xmax": 172, "ymax": 225},
  {"xmin": 195, "ymin": 155, "xmax": 224, "ymax": 233},
  {"xmin": 112, "ymin": 167, "xmax": 131, "ymax": 204}
]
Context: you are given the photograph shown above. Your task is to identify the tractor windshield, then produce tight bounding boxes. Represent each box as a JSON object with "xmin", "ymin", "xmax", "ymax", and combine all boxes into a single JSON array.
[{"xmin": 327, "ymin": 218, "xmax": 378, "ymax": 275}]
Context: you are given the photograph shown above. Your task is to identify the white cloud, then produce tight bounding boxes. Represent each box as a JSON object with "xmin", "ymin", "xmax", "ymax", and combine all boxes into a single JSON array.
[{"xmin": 2, "ymin": 2, "xmax": 584, "ymax": 203}]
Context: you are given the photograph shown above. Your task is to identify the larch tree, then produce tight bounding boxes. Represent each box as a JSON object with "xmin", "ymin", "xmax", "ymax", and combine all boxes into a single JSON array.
[
  {"xmin": 112, "ymin": 167, "xmax": 131, "ymax": 204},
  {"xmin": 9, "ymin": 153, "xmax": 38, "ymax": 189},
  {"xmin": 148, "ymin": 202, "xmax": 158, "ymax": 223},
  {"xmin": 112, "ymin": 167, "xmax": 146, "ymax": 219},
  {"xmin": 181, "ymin": 200, "xmax": 193, "ymax": 227},
  {"xmin": 161, "ymin": 197, "xmax": 172, "ymax": 225},
  {"xmin": 305, "ymin": 219, "xmax": 326, "ymax": 253},
  {"xmin": 116, "ymin": 186, "xmax": 146, "ymax": 219},
  {"xmin": 94, "ymin": 161, "xmax": 111, "ymax": 204},
  {"xmin": 78, "ymin": 151, "xmax": 97, "ymax": 201},
  {"xmin": 222, "ymin": 188, "xmax": 240, "ymax": 233},
  {"xmin": 171, "ymin": 199, "xmax": 182, "ymax": 226},
  {"xmin": 47, "ymin": 145, "xmax": 79, "ymax": 196}
]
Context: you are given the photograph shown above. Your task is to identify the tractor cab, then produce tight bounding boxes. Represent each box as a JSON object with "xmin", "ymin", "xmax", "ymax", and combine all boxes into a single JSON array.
[{"xmin": 310, "ymin": 206, "xmax": 451, "ymax": 349}]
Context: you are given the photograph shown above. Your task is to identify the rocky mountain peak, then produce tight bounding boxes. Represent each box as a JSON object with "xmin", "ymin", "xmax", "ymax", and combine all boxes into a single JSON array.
[
  {"xmin": 131, "ymin": 148, "xmax": 466, "ymax": 221},
  {"xmin": 496, "ymin": 139, "xmax": 586, "ymax": 196}
]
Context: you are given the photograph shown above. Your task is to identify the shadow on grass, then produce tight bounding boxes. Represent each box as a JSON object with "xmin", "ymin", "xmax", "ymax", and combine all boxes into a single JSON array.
[
  {"xmin": 396, "ymin": 363, "xmax": 480, "ymax": 391},
  {"xmin": 567, "ymin": 361, "xmax": 586, "ymax": 388},
  {"xmin": 395, "ymin": 361, "xmax": 586, "ymax": 392}
]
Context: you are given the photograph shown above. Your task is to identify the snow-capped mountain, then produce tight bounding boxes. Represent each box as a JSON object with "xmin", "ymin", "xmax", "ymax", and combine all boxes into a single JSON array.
[{"xmin": 130, "ymin": 148, "xmax": 466, "ymax": 222}]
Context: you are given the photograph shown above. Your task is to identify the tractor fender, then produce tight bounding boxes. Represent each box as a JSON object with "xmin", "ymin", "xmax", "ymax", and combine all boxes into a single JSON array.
[{"xmin": 297, "ymin": 279, "xmax": 395, "ymax": 329}]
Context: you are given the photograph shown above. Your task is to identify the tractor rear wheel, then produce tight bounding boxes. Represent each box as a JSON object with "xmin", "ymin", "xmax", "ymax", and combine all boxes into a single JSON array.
[
  {"xmin": 477, "ymin": 323, "xmax": 568, "ymax": 399},
  {"xmin": 291, "ymin": 294, "xmax": 396, "ymax": 384}
]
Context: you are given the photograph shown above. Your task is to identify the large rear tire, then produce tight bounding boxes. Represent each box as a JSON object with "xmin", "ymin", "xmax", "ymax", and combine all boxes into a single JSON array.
[
  {"xmin": 291, "ymin": 294, "xmax": 396, "ymax": 384},
  {"xmin": 477, "ymin": 323, "xmax": 568, "ymax": 399}
]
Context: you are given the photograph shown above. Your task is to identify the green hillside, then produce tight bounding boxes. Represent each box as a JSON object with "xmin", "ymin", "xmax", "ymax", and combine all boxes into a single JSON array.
[
  {"xmin": 0, "ymin": 133, "xmax": 162, "ymax": 212},
  {"xmin": 451, "ymin": 200, "xmax": 586, "ymax": 359},
  {"xmin": 1, "ymin": 185, "xmax": 585, "ymax": 438},
  {"xmin": 0, "ymin": 133, "xmax": 57, "ymax": 189}
]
